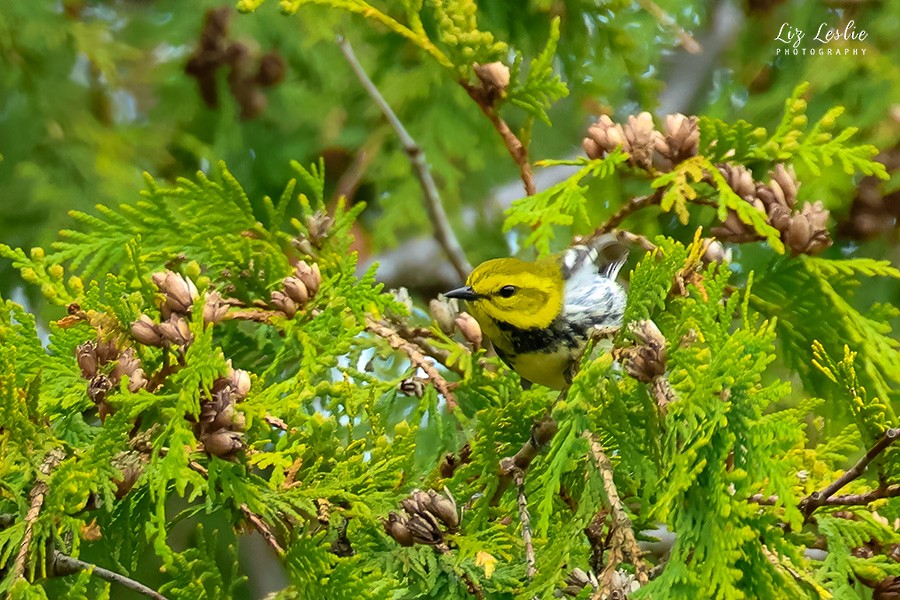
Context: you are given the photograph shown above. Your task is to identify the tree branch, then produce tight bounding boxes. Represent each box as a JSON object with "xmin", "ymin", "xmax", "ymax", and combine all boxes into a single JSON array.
[
  {"xmin": 366, "ymin": 316, "xmax": 458, "ymax": 410},
  {"xmin": 52, "ymin": 551, "xmax": 170, "ymax": 600},
  {"xmin": 13, "ymin": 448, "xmax": 65, "ymax": 581},
  {"xmin": 800, "ymin": 428, "xmax": 900, "ymax": 520},
  {"xmin": 338, "ymin": 36, "xmax": 472, "ymax": 280},
  {"xmin": 491, "ymin": 417, "xmax": 559, "ymax": 505},
  {"xmin": 461, "ymin": 84, "xmax": 536, "ymax": 196},
  {"xmin": 513, "ymin": 469, "xmax": 537, "ymax": 580},
  {"xmin": 584, "ymin": 431, "xmax": 649, "ymax": 589}
]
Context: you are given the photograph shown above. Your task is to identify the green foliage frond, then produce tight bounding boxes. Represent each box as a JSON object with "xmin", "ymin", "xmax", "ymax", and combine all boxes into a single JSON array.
[
  {"xmin": 507, "ymin": 17, "xmax": 569, "ymax": 125},
  {"xmin": 503, "ymin": 152, "xmax": 628, "ymax": 256}
]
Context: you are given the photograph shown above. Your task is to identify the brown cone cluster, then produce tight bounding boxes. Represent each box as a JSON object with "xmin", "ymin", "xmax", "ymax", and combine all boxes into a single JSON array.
[
  {"xmin": 76, "ymin": 340, "xmax": 149, "ymax": 420},
  {"xmin": 711, "ymin": 163, "xmax": 832, "ymax": 255},
  {"xmin": 838, "ymin": 149, "xmax": 900, "ymax": 240},
  {"xmin": 383, "ymin": 488, "xmax": 459, "ymax": 547},
  {"xmin": 130, "ymin": 270, "xmax": 214, "ymax": 349},
  {"xmin": 620, "ymin": 320, "xmax": 667, "ymax": 383},
  {"xmin": 270, "ymin": 261, "xmax": 322, "ymax": 318},
  {"xmin": 190, "ymin": 363, "xmax": 251, "ymax": 459},
  {"xmin": 185, "ymin": 7, "xmax": 286, "ymax": 120},
  {"xmin": 583, "ymin": 112, "xmax": 699, "ymax": 170}
]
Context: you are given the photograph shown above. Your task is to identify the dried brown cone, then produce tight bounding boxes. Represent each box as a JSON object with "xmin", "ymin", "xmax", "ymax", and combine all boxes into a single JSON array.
[
  {"xmin": 768, "ymin": 163, "xmax": 798, "ymax": 209},
  {"xmin": 473, "ymin": 61, "xmax": 510, "ymax": 105},
  {"xmin": 202, "ymin": 429, "xmax": 245, "ymax": 458},
  {"xmin": 622, "ymin": 112, "xmax": 664, "ymax": 170},
  {"xmin": 583, "ymin": 115, "xmax": 627, "ymax": 160},
  {"xmin": 158, "ymin": 315, "xmax": 193, "ymax": 347},
  {"xmin": 623, "ymin": 320, "xmax": 667, "ymax": 383},
  {"xmin": 657, "ymin": 113, "xmax": 699, "ymax": 165},
  {"xmin": 874, "ymin": 576, "xmax": 900, "ymax": 600},
  {"xmin": 305, "ymin": 211, "xmax": 334, "ymax": 248},
  {"xmin": 131, "ymin": 315, "xmax": 165, "ymax": 347},
  {"xmin": 383, "ymin": 512, "xmax": 415, "ymax": 547},
  {"xmin": 561, "ymin": 567, "xmax": 598, "ymax": 597},
  {"xmin": 294, "ymin": 261, "xmax": 322, "ymax": 299},
  {"xmin": 784, "ymin": 201, "xmax": 832, "ymax": 256},
  {"xmin": 717, "ymin": 163, "xmax": 756, "ymax": 200},
  {"xmin": 269, "ymin": 290, "xmax": 298, "ymax": 318},
  {"xmin": 76, "ymin": 341, "xmax": 99, "ymax": 379},
  {"xmin": 203, "ymin": 290, "xmax": 228, "ymax": 325},
  {"xmin": 153, "ymin": 271, "xmax": 199, "ymax": 315},
  {"xmin": 426, "ymin": 489, "xmax": 459, "ymax": 531},
  {"xmin": 112, "ymin": 348, "xmax": 147, "ymax": 392}
]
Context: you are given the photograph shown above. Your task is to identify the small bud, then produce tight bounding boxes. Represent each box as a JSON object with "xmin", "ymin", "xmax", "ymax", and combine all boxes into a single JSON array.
[
  {"xmin": 454, "ymin": 312, "xmax": 482, "ymax": 349},
  {"xmin": 294, "ymin": 261, "xmax": 321, "ymax": 298},
  {"xmin": 131, "ymin": 315, "xmax": 165, "ymax": 347},
  {"xmin": 202, "ymin": 290, "xmax": 229, "ymax": 324},
  {"xmin": 76, "ymin": 341, "xmax": 99, "ymax": 379},
  {"xmin": 702, "ymin": 240, "xmax": 731, "ymax": 265},
  {"xmin": 270, "ymin": 290, "xmax": 298, "ymax": 318},
  {"xmin": 282, "ymin": 276, "xmax": 309, "ymax": 305},
  {"xmin": 202, "ymin": 430, "xmax": 244, "ymax": 457},
  {"xmin": 158, "ymin": 316, "xmax": 193, "ymax": 347}
]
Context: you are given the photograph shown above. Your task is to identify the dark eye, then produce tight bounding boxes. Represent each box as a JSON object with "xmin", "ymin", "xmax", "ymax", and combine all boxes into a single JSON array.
[{"xmin": 498, "ymin": 285, "xmax": 517, "ymax": 298}]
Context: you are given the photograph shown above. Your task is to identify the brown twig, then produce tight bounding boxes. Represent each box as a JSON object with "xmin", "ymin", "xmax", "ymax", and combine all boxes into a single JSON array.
[
  {"xmin": 366, "ymin": 316, "xmax": 458, "ymax": 410},
  {"xmin": 800, "ymin": 428, "xmax": 900, "ymax": 520},
  {"xmin": 593, "ymin": 189, "xmax": 665, "ymax": 238},
  {"xmin": 264, "ymin": 414, "xmax": 291, "ymax": 432},
  {"xmin": 338, "ymin": 36, "xmax": 471, "ymax": 280},
  {"xmin": 584, "ymin": 431, "xmax": 649, "ymax": 589},
  {"xmin": 491, "ymin": 417, "xmax": 559, "ymax": 505},
  {"xmin": 239, "ymin": 503, "xmax": 285, "ymax": 556},
  {"xmin": 13, "ymin": 448, "xmax": 65, "ymax": 580},
  {"xmin": 52, "ymin": 551, "xmax": 170, "ymax": 600},
  {"xmin": 462, "ymin": 83, "xmax": 536, "ymax": 196},
  {"xmin": 513, "ymin": 469, "xmax": 537, "ymax": 580}
]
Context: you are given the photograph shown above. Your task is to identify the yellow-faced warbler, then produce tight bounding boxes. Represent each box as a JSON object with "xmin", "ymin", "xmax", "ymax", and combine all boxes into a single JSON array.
[{"xmin": 445, "ymin": 239, "xmax": 627, "ymax": 389}]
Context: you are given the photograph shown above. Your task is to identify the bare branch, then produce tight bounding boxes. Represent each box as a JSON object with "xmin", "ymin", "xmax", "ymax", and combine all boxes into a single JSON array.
[
  {"xmin": 513, "ymin": 469, "xmax": 537, "ymax": 580},
  {"xmin": 801, "ymin": 428, "xmax": 900, "ymax": 520},
  {"xmin": 52, "ymin": 551, "xmax": 170, "ymax": 600},
  {"xmin": 338, "ymin": 36, "xmax": 472, "ymax": 280}
]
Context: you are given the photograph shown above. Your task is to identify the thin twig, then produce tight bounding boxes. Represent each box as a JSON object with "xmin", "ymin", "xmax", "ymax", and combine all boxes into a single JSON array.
[
  {"xmin": 13, "ymin": 448, "xmax": 65, "ymax": 580},
  {"xmin": 592, "ymin": 189, "xmax": 665, "ymax": 239},
  {"xmin": 491, "ymin": 417, "xmax": 559, "ymax": 505},
  {"xmin": 52, "ymin": 551, "xmax": 170, "ymax": 600},
  {"xmin": 461, "ymin": 83, "xmax": 536, "ymax": 196},
  {"xmin": 513, "ymin": 469, "xmax": 537, "ymax": 580},
  {"xmin": 584, "ymin": 431, "xmax": 649, "ymax": 588},
  {"xmin": 366, "ymin": 316, "xmax": 458, "ymax": 410},
  {"xmin": 800, "ymin": 428, "xmax": 900, "ymax": 520},
  {"xmin": 239, "ymin": 503, "xmax": 285, "ymax": 556},
  {"xmin": 636, "ymin": 0, "xmax": 702, "ymax": 54},
  {"xmin": 338, "ymin": 36, "xmax": 471, "ymax": 280}
]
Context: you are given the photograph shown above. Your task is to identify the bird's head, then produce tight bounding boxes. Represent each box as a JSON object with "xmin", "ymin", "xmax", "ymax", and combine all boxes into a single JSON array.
[{"xmin": 444, "ymin": 257, "xmax": 563, "ymax": 330}]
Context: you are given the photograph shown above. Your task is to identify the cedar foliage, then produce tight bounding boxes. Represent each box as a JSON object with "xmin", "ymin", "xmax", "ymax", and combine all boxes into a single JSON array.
[{"xmin": 2, "ymin": 1, "xmax": 900, "ymax": 599}]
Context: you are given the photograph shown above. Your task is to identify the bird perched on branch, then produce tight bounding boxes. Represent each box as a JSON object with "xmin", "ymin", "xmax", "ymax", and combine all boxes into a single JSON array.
[{"xmin": 444, "ymin": 237, "xmax": 628, "ymax": 389}]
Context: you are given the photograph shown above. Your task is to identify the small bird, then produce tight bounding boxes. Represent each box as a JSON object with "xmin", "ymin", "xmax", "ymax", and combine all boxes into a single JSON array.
[{"xmin": 444, "ymin": 239, "xmax": 628, "ymax": 389}]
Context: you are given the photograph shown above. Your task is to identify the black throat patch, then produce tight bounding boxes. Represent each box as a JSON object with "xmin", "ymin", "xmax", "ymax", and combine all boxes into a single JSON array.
[{"xmin": 496, "ymin": 317, "xmax": 589, "ymax": 355}]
